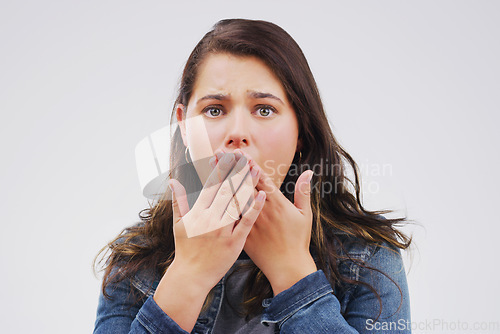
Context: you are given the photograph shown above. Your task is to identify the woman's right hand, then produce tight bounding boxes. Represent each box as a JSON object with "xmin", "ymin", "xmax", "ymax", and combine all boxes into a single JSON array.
[
  {"xmin": 153, "ymin": 152, "xmax": 265, "ymax": 332},
  {"xmin": 168, "ymin": 152, "xmax": 266, "ymax": 291}
]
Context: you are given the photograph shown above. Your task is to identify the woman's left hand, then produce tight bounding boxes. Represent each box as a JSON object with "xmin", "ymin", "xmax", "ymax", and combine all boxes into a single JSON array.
[{"xmin": 235, "ymin": 150, "xmax": 317, "ymax": 296}]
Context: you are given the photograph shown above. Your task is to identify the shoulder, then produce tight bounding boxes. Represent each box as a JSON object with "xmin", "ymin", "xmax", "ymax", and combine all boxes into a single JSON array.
[
  {"xmin": 334, "ymin": 232, "xmax": 406, "ymax": 282},
  {"xmin": 329, "ymin": 214, "xmax": 409, "ymax": 301},
  {"xmin": 331, "ymin": 214, "xmax": 405, "ymax": 275}
]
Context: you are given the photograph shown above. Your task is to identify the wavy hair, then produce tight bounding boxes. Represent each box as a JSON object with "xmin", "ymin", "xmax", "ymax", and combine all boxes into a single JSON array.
[{"xmin": 94, "ymin": 18, "xmax": 412, "ymax": 321}]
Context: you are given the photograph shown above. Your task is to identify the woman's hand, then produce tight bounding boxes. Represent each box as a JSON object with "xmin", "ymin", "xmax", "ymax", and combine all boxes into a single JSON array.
[
  {"xmin": 168, "ymin": 152, "xmax": 265, "ymax": 290},
  {"xmin": 236, "ymin": 150, "xmax": 317, "ymax": 296},
  {"xmin": 153, "ymin": 152, "xmax": 265, "ymax": 332}
]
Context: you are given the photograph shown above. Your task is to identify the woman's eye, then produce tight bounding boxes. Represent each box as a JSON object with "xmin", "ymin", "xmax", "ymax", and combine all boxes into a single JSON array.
[
  {"xmin": 257, "ymin": 105, "xmax": 276, "ymax": 117},
  {"xmin": 202, "ymin": 105, "xmax": 276, "ymax": 118},
  {"xmin": 203, "ymin": 106, "xmax": 223, "ymax": 118}
]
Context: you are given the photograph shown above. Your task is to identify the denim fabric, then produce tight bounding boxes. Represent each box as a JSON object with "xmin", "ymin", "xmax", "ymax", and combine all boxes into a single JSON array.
[
  {"xmin": 93, "ymin": 233, "xmax": 411, "ymax": 333},
  {"xmin": 260, "ymin": 240, "xmax": 411, "ymax": 333}
]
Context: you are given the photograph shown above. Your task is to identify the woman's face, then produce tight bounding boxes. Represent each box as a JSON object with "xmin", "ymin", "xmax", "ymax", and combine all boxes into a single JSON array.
[{"xmin": 177, "ymin": 53, "xmax": 300, "ymax": 188}]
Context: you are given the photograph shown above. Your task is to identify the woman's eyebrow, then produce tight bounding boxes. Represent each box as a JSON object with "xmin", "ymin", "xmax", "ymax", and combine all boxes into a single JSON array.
[
  {"xmin": 196, "ymin": 91, "xmax": 284, "ymax": 105},
  {"xmin": 247, "ymin": 91, "xmax": 284, "ymax": 105}
]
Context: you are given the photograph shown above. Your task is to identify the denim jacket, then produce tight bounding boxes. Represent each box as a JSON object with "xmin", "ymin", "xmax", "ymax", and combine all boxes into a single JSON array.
[{"xmin": 93, "ymin": 233, "xmax": 411, "ymax": 333}]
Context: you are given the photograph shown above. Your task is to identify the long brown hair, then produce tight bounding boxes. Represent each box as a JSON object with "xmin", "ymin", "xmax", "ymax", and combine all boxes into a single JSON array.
[{"xmin": 94, "ymin": 18, "xmax": 412, "ymax": 320}]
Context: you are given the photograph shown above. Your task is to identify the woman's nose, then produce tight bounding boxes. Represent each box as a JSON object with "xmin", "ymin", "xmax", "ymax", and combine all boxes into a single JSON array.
[{"xmin": 224, "ymin": 109, "xmax": 250, "ymax": 149}]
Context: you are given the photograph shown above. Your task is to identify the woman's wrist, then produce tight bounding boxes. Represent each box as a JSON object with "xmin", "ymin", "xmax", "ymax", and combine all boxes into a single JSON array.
[
  {"xmin": 153, "ymin": 260, "xmax": 213, "ymax": 332},
  {"xmin": 267, "ymin": 254, "xmax": 318, "ymax": 296},
  {"xmin": 158, "ymin": 259, "xmax": 214, "ymax": 297}
]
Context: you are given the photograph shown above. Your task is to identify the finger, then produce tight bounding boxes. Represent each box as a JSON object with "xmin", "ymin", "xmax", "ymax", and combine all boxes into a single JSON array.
[
  {"xmin": 231, "ymin": 150, "xmax": 270, "ymax": 197},
  {"xmin": 196, "ymin": 153, "xmax": 237, "ymax": 209},
  {"xmin": 234, "ymin": 149, "xmax": 262, "ymax": 214},
  {"xmin": 209, "ymin": 155, "xmax": 250, "ymax": 230},
  {"xmin": 294, "ymin": 170, "xmax": 314, "ymax": 214},
  {"xmin": 217, "ymin": 152, "xmax": 252, "ymax": 218},
  {"xmin": 233, "ymin": 149, "xmax": 260, "ymax": 189},
  {"xmin": 238, "ymin": 163, "xmax": 259, "ymax": 216},
  {"xmin": 254, "ymin": 163, "xmax": 281, "ymax": 200},
  {"xmin": 232, "ymin": 190, "xmax": 266, "ymax": 240},
  {"xmin": 169, "ymin": 179, "xmax": 190, "ymax": 222},
  {"xmin": 240, "ymin": 187, "xmax": 259, "ymax": 216},
  {"xmin": 232, "ymin": 150, "xmax": 260, "ymax": 217},
  {"xmin": 226, "ymin": 166, "xmax": 254, "ymax": 221}
]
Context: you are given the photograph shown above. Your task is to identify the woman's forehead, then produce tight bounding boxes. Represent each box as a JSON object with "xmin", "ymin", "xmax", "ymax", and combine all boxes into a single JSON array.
[{"xmin": 190, "ymin": 53, "xmax": 289, "ymax": 106}]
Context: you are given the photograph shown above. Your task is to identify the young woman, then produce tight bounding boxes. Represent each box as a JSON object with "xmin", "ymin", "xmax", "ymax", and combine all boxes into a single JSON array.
[{"xmin": 93, "ymin": 19, "xmax": 412, "ymax": 333}]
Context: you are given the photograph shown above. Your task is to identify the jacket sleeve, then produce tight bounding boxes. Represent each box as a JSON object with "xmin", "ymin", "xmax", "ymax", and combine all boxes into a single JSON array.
[
  {"xmin": 260, "ymin": 243, "xmax": 411, "ymax": 333},
  {"xmin": 93, "ymin": 272, "xmax": 191, "ymax": 334}
]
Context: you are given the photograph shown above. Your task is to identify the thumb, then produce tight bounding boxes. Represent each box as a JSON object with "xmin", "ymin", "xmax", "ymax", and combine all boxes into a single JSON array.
[
  {"xmin": 168, "ymin": 179, "xmax": 190, "ymax": 222},
  {"xmin": 294, "ymin": 170, "xmax": 314, "ymax": 213}
]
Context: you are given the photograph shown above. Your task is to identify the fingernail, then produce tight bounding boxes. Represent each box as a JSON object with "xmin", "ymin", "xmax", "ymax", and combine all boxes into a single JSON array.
[
  {"xmin": 250, "ymin": 164, "xmax": 258, "ymax": 177},
  {"xmin": 234, "ymin": 149, "xmax": 244, "ymax": 161},
  {"xmin": 256, "ymin": 191, "xmax": 265, "ymax": 201},
  {"xmin": 307, "ymin": 171, "xmax": 314, "ymax": 183},
  {"xmin": 209, "ymin": 157, "xmax": 216, "ymax": 168}
]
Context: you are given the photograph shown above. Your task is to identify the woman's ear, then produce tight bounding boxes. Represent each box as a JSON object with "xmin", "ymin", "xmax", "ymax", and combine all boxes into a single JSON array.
[{"xmin": 176, "ymin": 104, "xmax": 188, "ymax": 147}]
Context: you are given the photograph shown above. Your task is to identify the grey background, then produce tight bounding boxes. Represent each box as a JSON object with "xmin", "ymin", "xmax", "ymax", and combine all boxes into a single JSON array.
[{"xmin": 1, "ymin": 1, "xmax": 499, "ymax": 333}]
